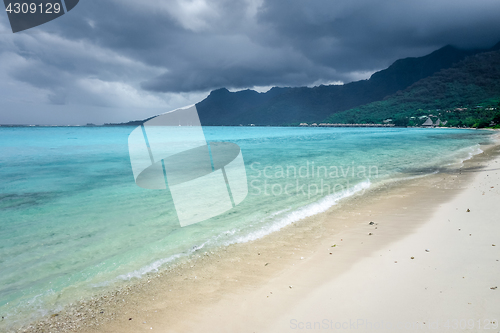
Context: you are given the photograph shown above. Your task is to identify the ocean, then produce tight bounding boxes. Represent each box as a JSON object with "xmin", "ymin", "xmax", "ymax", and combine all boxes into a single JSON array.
[{"xmin": 0, "ymin": 126, "xmax": 493, "ymax": 328}]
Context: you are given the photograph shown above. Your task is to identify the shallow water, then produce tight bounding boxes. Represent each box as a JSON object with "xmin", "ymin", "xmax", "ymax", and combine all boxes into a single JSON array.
[{"xmin": 0, "ymin": 126, "xmax": 493, "ymax": 327}]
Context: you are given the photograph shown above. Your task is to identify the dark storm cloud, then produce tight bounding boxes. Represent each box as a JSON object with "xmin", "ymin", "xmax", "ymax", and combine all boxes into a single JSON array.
[
  {"xmin": 255, "ymin": 0, "xmax": 500, "ymax": 74},
  {"xmin": 1, "ymin": 0, "xmax": 500, "ymax": 124},
  {"xmin": 136, "ymin": 0, "xmax": 500, "ymax": 92}
]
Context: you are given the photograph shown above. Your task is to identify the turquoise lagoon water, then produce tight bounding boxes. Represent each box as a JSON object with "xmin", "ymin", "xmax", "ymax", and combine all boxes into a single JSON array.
[{"xmin": 0, "ymin": 126, "xmax": 494, "ymax": 327}]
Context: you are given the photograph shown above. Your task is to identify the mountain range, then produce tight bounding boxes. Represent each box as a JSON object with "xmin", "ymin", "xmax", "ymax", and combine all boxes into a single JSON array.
[
  {"xmin": 118, "ymin": 41, "xmax": 500, "ymax": 127},
  {"xmin": 326, "ymin": 47, "xmax": 500, "ymax": 127}
]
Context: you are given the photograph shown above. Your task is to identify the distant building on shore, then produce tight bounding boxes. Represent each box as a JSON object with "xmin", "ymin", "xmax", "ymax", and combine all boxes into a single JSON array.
[
  {"xmin": 434, "ymin": 118, "xmax": 447, "ymax": 126},
  {"xmin": 421, "ymin": 117, "xmax": 447, "ymax": 127},
  {"xmin": 421, "ymin": 118, "xmax": 434, "ymax": 127}
]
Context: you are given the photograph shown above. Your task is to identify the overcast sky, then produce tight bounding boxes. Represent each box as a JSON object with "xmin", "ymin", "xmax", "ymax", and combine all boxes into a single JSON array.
[{"xmin": 1, "ymin": 0, "xmax": 500, "ymax": 125}]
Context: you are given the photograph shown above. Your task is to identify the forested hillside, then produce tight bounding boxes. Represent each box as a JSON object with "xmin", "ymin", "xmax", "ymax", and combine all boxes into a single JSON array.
[
  {"xmin": 195, "ymin": 44, "xmax": 486, "ymax": 126},
  {"xmin": 326, "ymin": 49, "xmax": 500, "ymax": 128}
]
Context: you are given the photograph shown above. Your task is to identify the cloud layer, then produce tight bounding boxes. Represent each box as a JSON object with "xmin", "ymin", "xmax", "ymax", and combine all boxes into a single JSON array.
[{"xmin": 1, "ymin": 0, "xmax": 500, "ymax": 124}]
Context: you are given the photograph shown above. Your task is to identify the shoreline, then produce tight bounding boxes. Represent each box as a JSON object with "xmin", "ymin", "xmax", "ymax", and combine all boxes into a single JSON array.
[{"xmin": 9, "ymin": 137, "xmax": 500, "ymax": 333}]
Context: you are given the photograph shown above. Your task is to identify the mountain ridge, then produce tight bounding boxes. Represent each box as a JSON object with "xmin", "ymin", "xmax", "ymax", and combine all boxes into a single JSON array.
[
  {"xmin": 195, "ymin": 43, "xmax": 489, "ymax": 126},
  {"xmin": 114, "ymin": 42, "xmax": 499, "ymax": 127},
  {"xmin": 325, "ymin": 49, "xmax": 500, "ymax": 127}
]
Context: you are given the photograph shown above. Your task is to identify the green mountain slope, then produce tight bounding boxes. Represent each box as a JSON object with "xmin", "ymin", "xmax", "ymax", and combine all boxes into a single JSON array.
[
  {"xmin": 196, "ymin": 44, "xmax": 486, "ymax": 126},
  {"xmin": 325, "ymin": 48, "xmax": 500, "ymax": 127}
]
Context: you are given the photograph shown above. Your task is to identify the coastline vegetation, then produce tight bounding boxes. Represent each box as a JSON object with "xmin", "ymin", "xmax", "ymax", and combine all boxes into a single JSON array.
[{"xmin": 325, "ymin": 51, "xmax": 500, "ymax": 128}]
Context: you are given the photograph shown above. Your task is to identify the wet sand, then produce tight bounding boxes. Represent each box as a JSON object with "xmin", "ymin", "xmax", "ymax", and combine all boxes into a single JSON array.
[{"xmin": 15, "ymin": 141, "xmax": 500, "ymax": 333}]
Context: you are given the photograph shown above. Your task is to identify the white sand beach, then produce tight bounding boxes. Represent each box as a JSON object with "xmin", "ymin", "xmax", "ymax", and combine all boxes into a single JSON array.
[
  {"xmin": 162, "ymin": 146, "xmax": 500, "ymax": 333},
  {"xmin": 27, "ymin": 143, "xmax": 500, "ymax": 333}
]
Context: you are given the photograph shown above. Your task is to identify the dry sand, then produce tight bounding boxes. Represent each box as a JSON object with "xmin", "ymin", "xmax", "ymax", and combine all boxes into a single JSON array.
[
  {"xmin": 21, "ymin": 142, "xmax": 500, "ymax": 333},
  {"xmin": 163, "ymin": 146, "xmax": 500, "ymax": 333}
]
